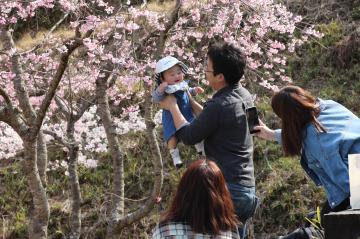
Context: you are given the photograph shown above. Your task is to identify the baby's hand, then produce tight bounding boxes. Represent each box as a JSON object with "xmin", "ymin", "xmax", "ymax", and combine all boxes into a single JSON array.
[
  {"xmin": 158, "ymin": 82, "xmax": 168, "ymax": 93},
  {"xmin": 195, "ymin": 86, "xmax": 204, "ymax": 94}
]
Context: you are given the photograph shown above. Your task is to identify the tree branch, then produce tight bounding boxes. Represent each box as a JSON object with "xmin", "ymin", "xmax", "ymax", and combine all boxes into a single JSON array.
[
  {"xmin": 0, "ymin": 87, "xmax": 12, "ymax": 106},
  {"xmin": 0, "ymin": 87, "xmax": 28, "ymax": 136},
  {"xmin": 28, "ymin": 89, "xmax": 46, "ymax": 97},
  {"xmin": 0, "ymin": 27, "xmax": 36, "ymax": 123},
  {"xmin": 0, "ymin": 107, "xmax": 8, "ymax": 122},
  {"xmin": 113, "ymin": 0, "xmax": 182, "ymax": 232},
  {"xmin": 135, "ymin": 0, "xmax": 181, "ymax": 58},
  {"xmin": 74, "ymin": 95, "xmax": 96, "ymax": 121},
  {"xmin": 42, "ymin": 130, "xmax": 68, "ymax": 147},
  {"xmin": 32, "ymin": 31, "xmax": 93, "ymax": 139},
  {"xmin": 55, "ymin": 95, "xmax": 71, "ymax": 117},
  {"xmin": 95, "ymin": 64, "xmax": 125, "ymax": 238}
]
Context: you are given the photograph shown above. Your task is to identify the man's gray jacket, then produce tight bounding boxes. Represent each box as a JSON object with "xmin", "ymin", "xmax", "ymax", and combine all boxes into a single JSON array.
[{"xmin": 176, "ymin": 84, "xmax": 255, "ymax": 187}]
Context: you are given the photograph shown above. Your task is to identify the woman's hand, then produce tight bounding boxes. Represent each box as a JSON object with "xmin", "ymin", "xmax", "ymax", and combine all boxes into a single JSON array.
[
  {"xmin": 254, "ymin": 119, "xmax": 276, "ymax": 141},
  {"xmin": 159, "ymin": 94, "xmax": 177, "ymax": 111}
]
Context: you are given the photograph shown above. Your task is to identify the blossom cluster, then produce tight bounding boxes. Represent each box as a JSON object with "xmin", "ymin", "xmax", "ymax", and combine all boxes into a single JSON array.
[{"xmin": 0, "ymin": 0, "xmax": 323, "ymax": 168}]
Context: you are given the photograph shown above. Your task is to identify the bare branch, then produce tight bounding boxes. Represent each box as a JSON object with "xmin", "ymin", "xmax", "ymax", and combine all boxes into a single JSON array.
[
  {"xmin": 164, "ymin": 0, "xmax": 182, "ymax": 34},
  {"xmin": 29, "ymin": 89, "xmax": 46, "ymax": 97},
  {"xmin": 0, "ymin": 50, "xmax": 10, "ymax": 56},
  {"xmin": 0, "ymin": 88, "xmax": 29, "ymax": 137},
  {"xmin": 0, "ymin": 26, "xmax": 16, "ymax": 50},
  {"xmin": 0, "ymin": 105, "xmax": 29, "ymax": 140},
  {"xmin": 42, "ymin": 130, "xmax": 68, "ymax": 147},
  {"xmin": 0, "ymin": 107, "xmax": 8, "ymax": 122},
  {"xmin": 0, "ymin": 87, "xmax": 12, "ymax": 106},
  {"xmin": 95, "ymin": 64, "xmax": 124, "ymax": 238},
  {"xmin": 55, "ymin": 95, "xmax": 70, "ymax": 116},
  {"xmin": 74, "ymin": 95, "xmax": 96, "ymax": 121}
]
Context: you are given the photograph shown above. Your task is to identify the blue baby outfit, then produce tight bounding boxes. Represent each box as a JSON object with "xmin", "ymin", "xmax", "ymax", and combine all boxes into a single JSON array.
[
  {"xmin": 162, "ymin": 91, "xmax": 194, "ymax": 141},
  {"xmin": 152, "ymin": 81, "xmax": 196, "ymax": 142}
]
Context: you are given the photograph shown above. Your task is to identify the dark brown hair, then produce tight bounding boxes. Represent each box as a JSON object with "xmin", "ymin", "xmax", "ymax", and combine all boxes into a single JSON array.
[
  {"xmin": 271, "ymin": 85, "xmax": 326, "ymax": 156},
  {"xmin": 160, "ymin": 159, "xmax": 239, "ymax": 234},
  {"xmin": 207, "ymin": 42, "xmax": 246, "ymax": 86}
]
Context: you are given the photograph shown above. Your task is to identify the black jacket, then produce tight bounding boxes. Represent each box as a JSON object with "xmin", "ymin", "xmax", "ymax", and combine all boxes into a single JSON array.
[{"xmin": 176, "ymin": 84, "xmax": 255, "ymax": 186}]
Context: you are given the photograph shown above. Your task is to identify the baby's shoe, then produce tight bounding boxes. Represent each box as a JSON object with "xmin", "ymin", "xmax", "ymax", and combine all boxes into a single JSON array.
[
  {"xmin": 194, "ymin": 141, "xmax": 205, "ymax": 156},
  {"xmin": 170, "ymin": 148, "xmax": 183, "ymax": 168}
]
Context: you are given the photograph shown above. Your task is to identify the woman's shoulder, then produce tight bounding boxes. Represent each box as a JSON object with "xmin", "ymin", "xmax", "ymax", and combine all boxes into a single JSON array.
[
  {"xmin": 318, "ymin": 98, "xmax": 353, "ymax": 115},
  {"xmin": 151, "ymin": 221, "xmax": 190, "ymax": 238},
  {"xmin": 151, "ymin": 221, "xmax": 240, "ymax": 239}
]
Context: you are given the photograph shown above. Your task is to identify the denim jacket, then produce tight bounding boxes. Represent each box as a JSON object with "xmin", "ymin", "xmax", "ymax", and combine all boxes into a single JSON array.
[{"xmin": 275, "ymin": 99, "xmax": 360, "ymax": 208}]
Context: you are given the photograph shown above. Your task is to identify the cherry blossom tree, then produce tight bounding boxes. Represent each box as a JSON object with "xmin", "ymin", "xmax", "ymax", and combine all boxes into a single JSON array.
[{"xmin": 0, "ymin": 0, "xmax": 323, "ymax": 238}]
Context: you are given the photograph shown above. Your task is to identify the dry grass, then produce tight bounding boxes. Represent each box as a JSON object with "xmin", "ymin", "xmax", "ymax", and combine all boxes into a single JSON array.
[
  {"xmin": 143, "ymin": 0, "xmax": 176, "ymax": 12},
  {"xmin": 0, "ymin": 28, "xmax": 75, "ymax": 51},
  {"xmin": 0, "ymin": 27, "xmax": 75, "ymax": 51},
  {"xmin": 17, "ymin": 28, "xmax": 75, "ymax": 50}
]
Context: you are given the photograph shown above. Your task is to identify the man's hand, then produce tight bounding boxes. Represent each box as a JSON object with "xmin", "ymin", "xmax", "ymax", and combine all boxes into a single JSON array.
[
  {"xmin": 194, "ymin": 86, "xmax": 204, "ymax": 94},
  {"xmin": 160, "ymin": 94, "xmax": 187, "ymax": 129},
  {"xmin": 159, "ymin": 94, "xmax": 177, "ymax": 111}
]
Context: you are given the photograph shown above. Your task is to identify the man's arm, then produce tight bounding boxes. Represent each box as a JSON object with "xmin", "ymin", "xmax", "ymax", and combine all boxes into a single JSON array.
[
  {"xmin": 159, "ymin": 94, "xmax": 188, "ymax": 129},
  {"xmin": 176, "ymin": 100, "xmax": 219, "ymax": 145},
  {"xmin": 186, "ymin": 90, "xmax": 203, "ymax": 117},
  {"xmin": 160, "ymin": 95, "xmax": 219, "ymax": 145},
  {"xmin": 189, "ymin": 98, "xmax": 203, "ymax": 117}
]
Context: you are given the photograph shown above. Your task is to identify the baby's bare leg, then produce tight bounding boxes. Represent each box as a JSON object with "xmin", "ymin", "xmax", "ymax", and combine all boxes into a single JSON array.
[{"xmin": 167, "ymin": 136, "xmax": 177, "ymax": 149}]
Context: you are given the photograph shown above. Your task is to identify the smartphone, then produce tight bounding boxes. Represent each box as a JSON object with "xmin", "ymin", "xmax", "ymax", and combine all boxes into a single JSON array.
[{"xmin": 246, "ymin": 106, "xmax": 260, "ymax": 134}]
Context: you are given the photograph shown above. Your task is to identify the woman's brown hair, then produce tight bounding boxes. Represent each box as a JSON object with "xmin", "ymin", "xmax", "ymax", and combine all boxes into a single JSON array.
[
  {"xmin": 160, "ymin": 159, "xmax": 239, "ymax": 234},
  {"xmin": 271, "ymin": 85, "xmax": 326, "ymax": 156}
]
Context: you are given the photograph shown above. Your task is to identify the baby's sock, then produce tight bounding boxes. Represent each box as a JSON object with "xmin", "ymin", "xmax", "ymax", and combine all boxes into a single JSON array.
[
  {"xmin": 170, "ymin": 148, "xmax": 183, "ymax": 168},
  {"xmin": 194, "ymin": 141, "xmax": 205, "ymax": 156}
]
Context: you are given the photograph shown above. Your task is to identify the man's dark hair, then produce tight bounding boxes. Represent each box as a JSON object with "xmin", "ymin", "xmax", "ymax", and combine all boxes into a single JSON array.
[{"xmin": 207, "ymin": 42, "xmax": 246, "ymax": 85}]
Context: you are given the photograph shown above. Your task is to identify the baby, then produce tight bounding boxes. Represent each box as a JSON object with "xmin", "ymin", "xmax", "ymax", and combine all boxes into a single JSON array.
[{"xmin": 152, "ymin": 56, "xmax": 205, "ymax": 168}]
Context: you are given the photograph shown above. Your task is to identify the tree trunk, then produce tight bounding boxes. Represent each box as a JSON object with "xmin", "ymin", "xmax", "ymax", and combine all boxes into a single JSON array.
[
  {"xmin": 112, "ymin": 80, "xmax": 164, "ymax": 233},
  {"xmin": 95, "ymin": 76, "xmax": 125, "ymax": 239},
  {"xmin": 37, "ymin": 131, "xmax": 48, "ymax": 186},
  {"xmin": 23, "ymin": 140, "xmax": 49, "ymax": 239},
  {"xmin": 67, "ymin": 121, "xmax": 82, "ymax": 239}
]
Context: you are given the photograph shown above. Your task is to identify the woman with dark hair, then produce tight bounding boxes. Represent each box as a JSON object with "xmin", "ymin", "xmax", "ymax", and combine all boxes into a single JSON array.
[
  {"xmin": 255, "ymin": 85, "xmax": 360, "ymax": 239},
  {"xmin": 152, "ymin": 159, "xmax": 240, "ymax": 238}
]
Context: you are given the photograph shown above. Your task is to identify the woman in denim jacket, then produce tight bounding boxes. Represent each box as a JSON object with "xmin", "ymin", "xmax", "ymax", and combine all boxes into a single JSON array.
[{"xmin": 255, "ymin": 85, "xmax": 360, "ymax": 238}]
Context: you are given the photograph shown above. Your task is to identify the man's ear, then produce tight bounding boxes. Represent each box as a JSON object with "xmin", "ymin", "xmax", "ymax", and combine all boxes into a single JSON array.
[{"xmin": 216, "ymin": 73, "xmax": 226, "ymax": 84}]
